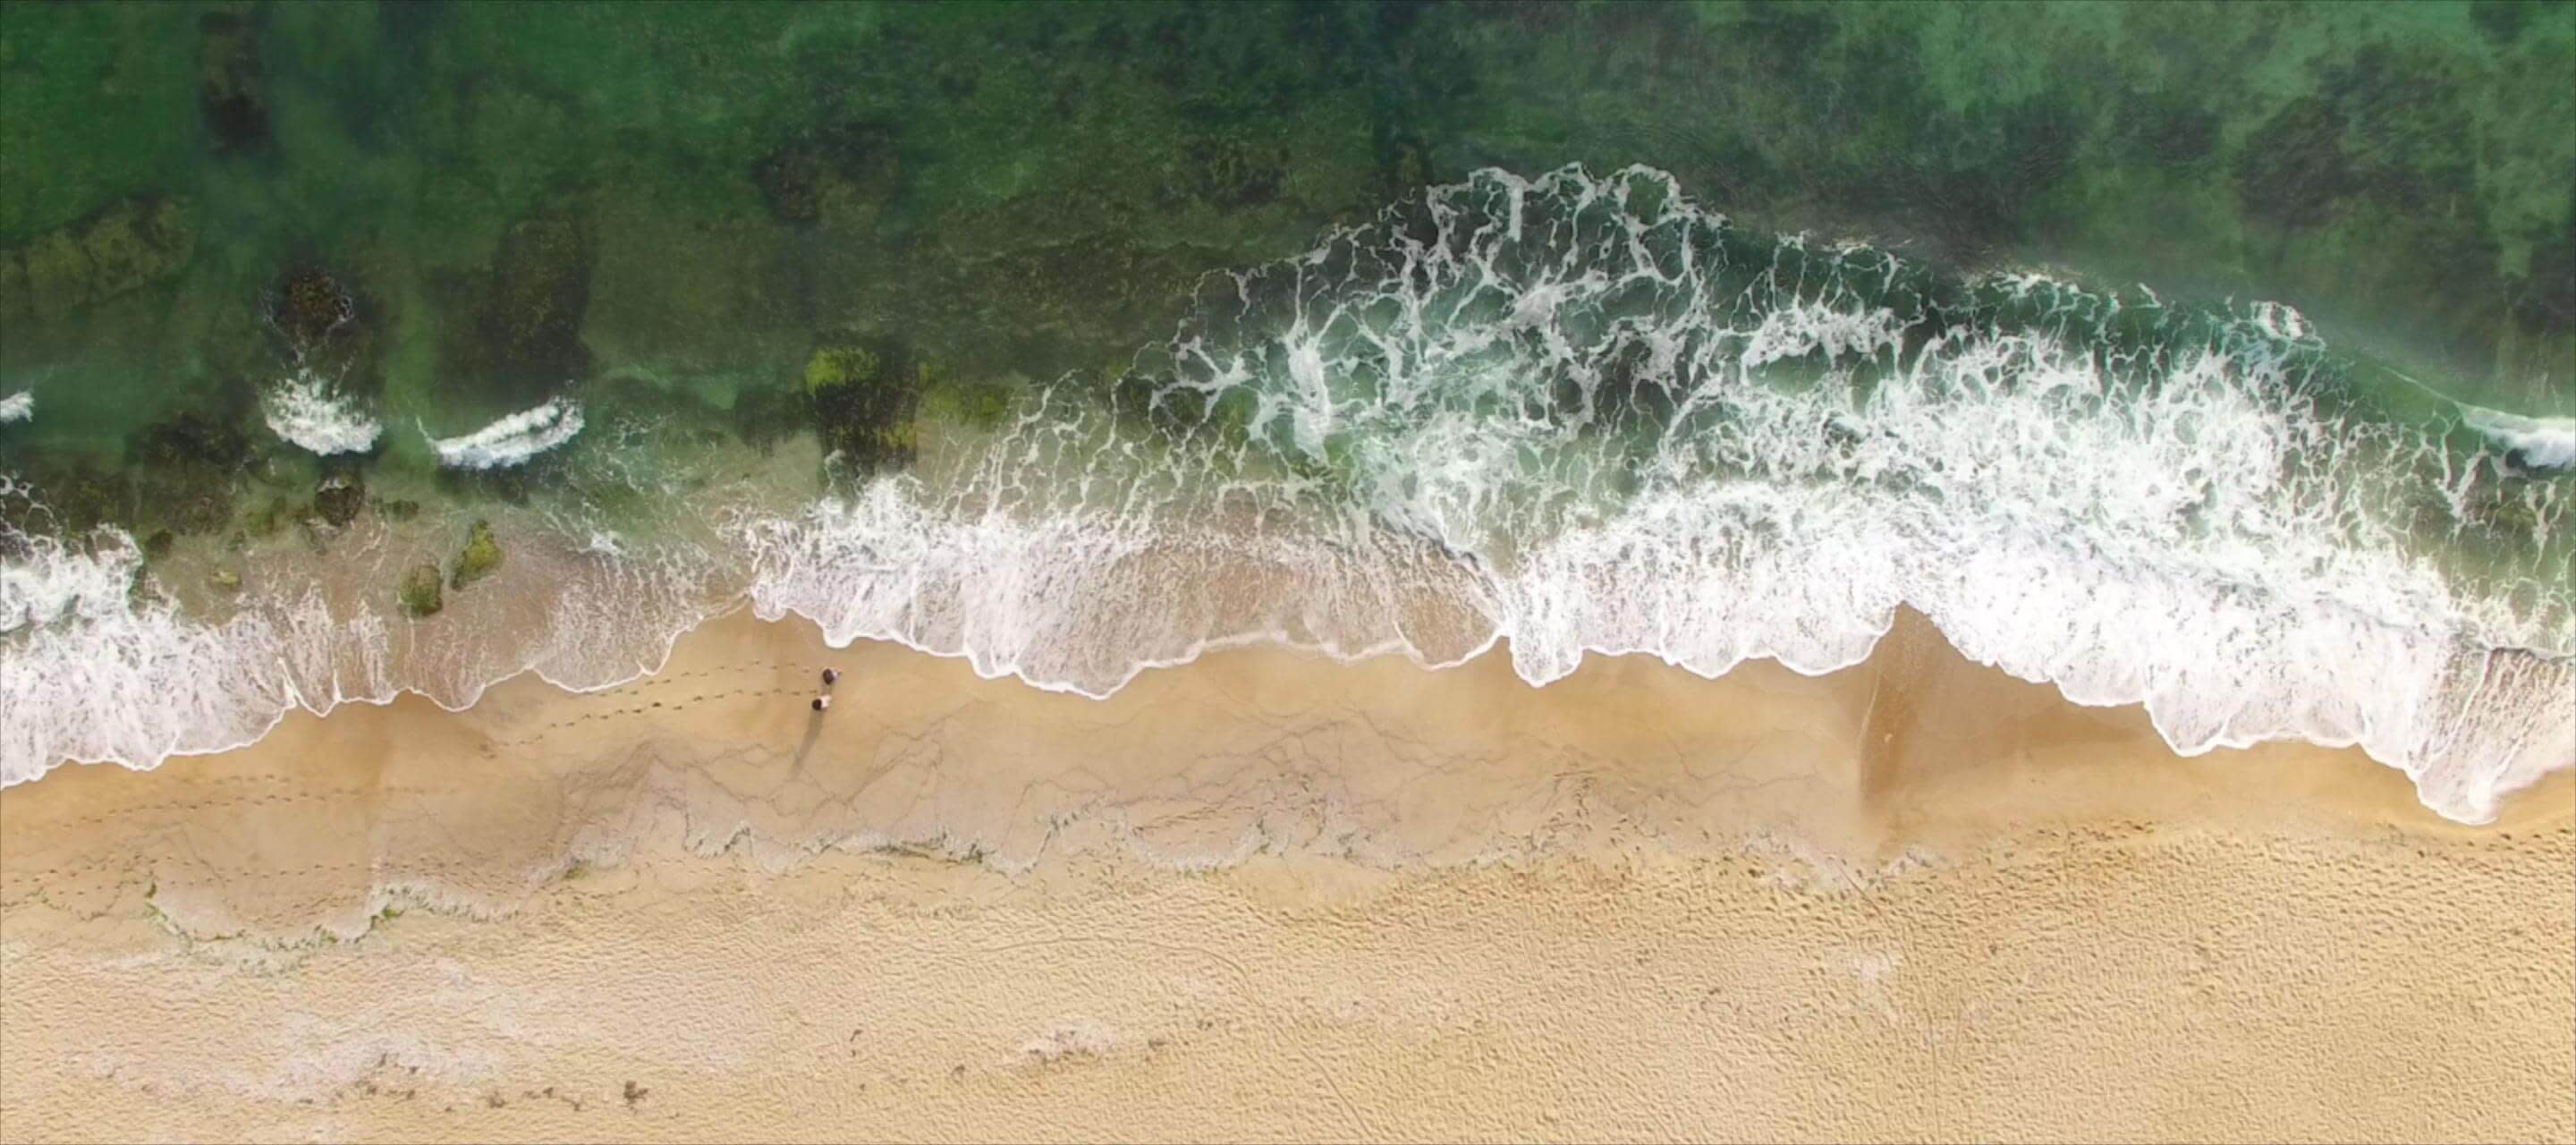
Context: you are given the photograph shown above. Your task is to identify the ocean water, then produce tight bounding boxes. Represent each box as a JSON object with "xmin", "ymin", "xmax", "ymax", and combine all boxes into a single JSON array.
[{"xmin": 3, "ymin": 4, "xmax": 2571, "ymax": 820}]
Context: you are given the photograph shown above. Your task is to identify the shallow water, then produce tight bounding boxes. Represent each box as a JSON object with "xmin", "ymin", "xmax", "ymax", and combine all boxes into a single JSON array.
[{"xmin": 2, "ymin": 3, "xmax": 2570, "ymax": 817}]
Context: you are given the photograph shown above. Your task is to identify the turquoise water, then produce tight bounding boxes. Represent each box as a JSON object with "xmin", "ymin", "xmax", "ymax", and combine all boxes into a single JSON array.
[{"xmin": 1, "ymin": 3, "xmax": 2570, "ymax": 818}]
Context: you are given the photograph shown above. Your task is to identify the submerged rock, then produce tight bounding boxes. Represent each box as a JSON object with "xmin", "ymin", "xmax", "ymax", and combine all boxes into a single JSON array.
[
  {"xmin": 123, "ymin": 409, "xmax": 254, "ymax": 537},
  {"xmin": 450, "ymin": 518, "xmax": 503, "ymax": 589},
  {"xmin": 730, "ymin": 384, "xmax": 806, "ymax": 454},
  {"xmin": 0, "ymin": 461, "xmax": 120, "ymax": 536},
  {"xmin": 134, "ymin": 411, "xmax": 250, "ymax": 471},
  {"xmin": 397, "ymin": 563, "xmax": 443, "ymax": 618},
  {"xmin": 198, "ymin": 9, "xmax": 268, "ymax": 152},
  {"xmin": 445, "ymin": 217, "xmax": 594, "ymax": 399},
  {"xmin": 802, "ymin": 338, "xmax": 920, "ymax": 473},
  {"xmin": 268, "ymin": 267, "xmax": 358, "ymax": 351},
  {"xmin": 2, "ymin": 197, "xmax": 198, "ymax": 320},
  {"xmin": 750, "ymin": 122, "xmax": 902, "ymax": 226},
  {"xmin": 802, "ymin": 344, "xmax": 879, "ymax": 396},
  {"xmin": 313, "ymin": 471, "xmax": 364, "ymax": 528},
  {"xmin": 1181, "ymin": 132, "xmax": 1287, "ymax": 209},
  {"xmin": 260, "ymin": 263, "xmax": 389, "ymax": 408}
]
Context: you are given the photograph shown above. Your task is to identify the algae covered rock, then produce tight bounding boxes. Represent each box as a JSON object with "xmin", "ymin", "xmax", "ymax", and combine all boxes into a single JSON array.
[
  {"xmin": 269, "ymin": 267, "xmax": 357, "ymax": 349},
  {"xmin": 802, "ymin": 339, "xmax": 920, "ymax": 473},
  {"xmin": 7, "ymin": 197, "xmax": 198, "ymax": 319},
  {"xmin": 259, "ymin": 263, "xmax": 391, "ymax": 397},
  {"xmin": 397, "ymin": 563, "xmax": 443, "ymax": 617},
  {"xmin": 313, "ymin": 472, "xmax": 364, "ymax": 528},
  {"xmin": 803, "ymin": 344, "xmax": 880, "ymax": 396},
  {"xmin": 450, "ymin": 518, "xmax": 503, "ymax": 589}
]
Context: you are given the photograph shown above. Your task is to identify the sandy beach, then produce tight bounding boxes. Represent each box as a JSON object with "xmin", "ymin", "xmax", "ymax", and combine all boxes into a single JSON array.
[
  {"xmin": 4, "ymin": 4, "xmax": 2571, "ymax": 1142},
  {"xmin": 2, "ymin": 609, "xmax": 2568, "ymax": 1141}
]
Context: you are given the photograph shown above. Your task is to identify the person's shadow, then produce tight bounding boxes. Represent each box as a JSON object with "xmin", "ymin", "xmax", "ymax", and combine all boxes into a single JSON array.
[{"xmin": 791, "ymin": 705, "xmax": 826, "ymax": 770}]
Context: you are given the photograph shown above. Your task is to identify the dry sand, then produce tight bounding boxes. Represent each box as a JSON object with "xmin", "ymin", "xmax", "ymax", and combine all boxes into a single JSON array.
[{"xmin": 1, "ymin": 608, "xmax": 2569, "ymax": 1142}]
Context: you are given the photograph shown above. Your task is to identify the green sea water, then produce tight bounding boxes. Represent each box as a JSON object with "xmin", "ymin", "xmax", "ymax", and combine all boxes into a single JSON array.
[{"xmin": 0, "ymin": 2, "xmax": 2570, "ymax": 816}]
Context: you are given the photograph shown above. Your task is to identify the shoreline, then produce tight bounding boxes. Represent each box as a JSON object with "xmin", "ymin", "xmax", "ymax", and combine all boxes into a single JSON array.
[
  {"xmin": 13, "ymin": 579, "xmax": 2571, "ymax": 827},
  {"xmin": 4, "ymin": 607, "xmax": 2570, "ymax": 1141},
  {"xmin": 6, "ymin": 606, "xmax": 2569, "ymax": 927}
]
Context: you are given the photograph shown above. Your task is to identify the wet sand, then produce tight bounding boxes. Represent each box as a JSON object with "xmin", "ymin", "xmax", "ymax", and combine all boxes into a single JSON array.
[{"xmin": 2, "ymin": 609, "xmax": 2569, "ymax": 1142}]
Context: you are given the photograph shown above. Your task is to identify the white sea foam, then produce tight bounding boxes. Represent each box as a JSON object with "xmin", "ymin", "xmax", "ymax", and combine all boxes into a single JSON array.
[
  {"xmin": 741, "ymin": 165, "xmax": 2572, "ymax": 822},
  {"xmin": 0, "ymin": 390, "xmax": 30, "ymax": 424},
  {"xmin": 4, "ymin": 166, "xmax": 2569, "ymax": 825},
  {"xmin": 1, "ymin": 529, "xmax": 142, "ymax": 633},
  {"xmin": 427, "ymin": 398, "xmax": 584, "ymax": 470},
  {"xmin": 2461, "ymin": 403, "xmax": 2576, "ymax": 470},
  {"xmin": 2248, "ymin": 300, "xmax": 2314, "ymax": 342},
  {"xmin": 0, "ymin": 556, "xmax": 394, "ymax": 785},
  {"xmin": 0, "ymin": 513, "xmax": 731, "ymax": 788},
  {"xmin": 261, "ymin": 371, "xmax": 382, "ymax": 454}
]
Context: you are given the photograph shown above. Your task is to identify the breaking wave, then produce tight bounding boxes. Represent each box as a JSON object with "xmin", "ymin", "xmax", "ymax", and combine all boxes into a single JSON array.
[
  {"xmin": 4, "ymin": 166, "xmax": 2570, "ymax": 822},
  {"xmin": 261, "ymin": 371, "xmax": 383, "ymax": 455},
  {"xmin": 427, "ymin": 397, "xmax": 585, "ymax": 469},
  {"xmin": 0, "ymin": 390, "xmax": 30, "ymax": 424},
  {"xmin": 2461, "ymin": 403, "xmax": 2576, "ymax": 471}
]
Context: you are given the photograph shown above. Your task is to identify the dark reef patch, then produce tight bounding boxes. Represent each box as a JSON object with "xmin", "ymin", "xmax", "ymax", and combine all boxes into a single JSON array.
[
  {"xmin": 750, "ymin": 122, "xmax": 903, "ymax": 227},
  {"xmin": 2235, "ymin": 95, "xmax": 2356, "ymax": 230},
  {"xmin": 268, "ymin": 267, "xmax": 357, "ymax": 351},
  {"xmin": 2237, "ymin": 46, "xmax": 2484, "ymax": 233},
  {"xmin": 2470, "ymin": 0, "xmax": 2531, "ymax": 45},
  {"xmin": 116, "ymin": 400, "xmax": 260, "ymax": 538},
  {"xmin": 262, "ymin": 262, "xmax": 392, "ymax": 396},
  {"xmin": 2129, "ymin": 94, "xmax": 2219, "ymax": 166},
  {"xmin": 730, "ymin": 384, "xmax": 806, "ymax": 454},
  {"xmin": 197, "ymin": 8, "xmax": 268, "ymax": 152},
  {"xmin": 443, "ymin": 216, "xmax": 595, "ymax": 402},
  {"xmin": 312, "ymin": 466, "xmax": 365, "ymax": 528},
  {"xmin": 2512, "ymin": 222, "xmax": 2575, "ymax": 338},
  {"xmin": 1179, "ymin": 133, "xmax": 1288, "ymax": 210},
  {"xmin": 802, "ymin": 336, "xmax": 921, "ymax": 475},
  {"xmin": 0, "ymin": 197, "xmax": 198, "ymax": 323}
]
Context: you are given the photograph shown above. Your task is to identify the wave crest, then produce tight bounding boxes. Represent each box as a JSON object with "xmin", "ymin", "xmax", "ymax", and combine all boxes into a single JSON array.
[{"xmin": 428, "ymin": 398, "xmax": 585, "ymax": 470}]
